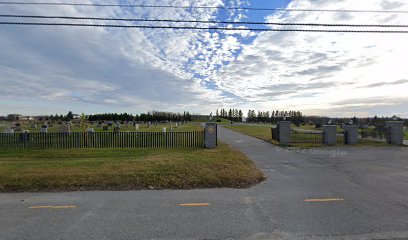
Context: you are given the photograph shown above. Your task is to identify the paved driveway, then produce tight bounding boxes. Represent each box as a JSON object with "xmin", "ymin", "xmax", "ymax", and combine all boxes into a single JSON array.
[{"xmin": 1, "ymin": 126, "xmax": 408, "ymax": 240}]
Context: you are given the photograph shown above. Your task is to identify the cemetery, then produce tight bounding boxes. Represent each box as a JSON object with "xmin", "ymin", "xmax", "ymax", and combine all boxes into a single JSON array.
[{"xmin": 0, "ymin": 120, "xmax": 210, "ymax": 149}]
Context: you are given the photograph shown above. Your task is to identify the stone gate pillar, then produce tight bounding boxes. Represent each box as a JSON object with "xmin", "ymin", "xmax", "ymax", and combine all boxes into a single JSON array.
[
  {"xmin": 386, "ymin": 121, "xmax": 404, "ymax": 145},
  {"xmin": 343, "ymin": 125, "xmax": 358, "ymax": 145},
  {"xmin": 323, "ymin": 125, "xmax": 337, "ymax": 145},
  {"xmin": 277, "ymin": 121, "xmax": 291, "ymax": 144},
  {"xmin": 205, "ymin": 123, "xmax": 217, "ymax": 149}
]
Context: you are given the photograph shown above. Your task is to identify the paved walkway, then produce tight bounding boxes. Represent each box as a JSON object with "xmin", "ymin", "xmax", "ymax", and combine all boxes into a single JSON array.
[{"xmin": 1, "ymin": 126, "xmax": 408, "ymax": 240}]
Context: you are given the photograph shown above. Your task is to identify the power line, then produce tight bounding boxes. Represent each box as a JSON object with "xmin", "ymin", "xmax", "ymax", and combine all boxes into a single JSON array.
[
  {"xmin": 1, "ymin": 14, "xmax": 408, "ymax": 28},
  {"xmin": 1, "ymin": 22, "xmax": 408, "ymax": 33},
  {"xmin": 0, "ymin": 1, "xmax": 407, "ymax": 13}
]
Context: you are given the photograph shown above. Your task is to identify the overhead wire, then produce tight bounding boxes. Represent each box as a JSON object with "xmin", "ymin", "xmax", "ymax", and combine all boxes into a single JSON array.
[{"xmin": 0, "ymin": 1, "xmax": 407, "ymax": 14}]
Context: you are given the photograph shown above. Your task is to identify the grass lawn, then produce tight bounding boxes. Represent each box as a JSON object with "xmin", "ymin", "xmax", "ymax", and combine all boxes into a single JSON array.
[
  {"xmin": 214, "ymin": 118, "xmax": 234, "ymax": 125},
  {"xmin": 405, "ymin": 130, "xmax": 408, "ymax": 140},
  {"xmin": 0, "ymin": 143, "xmax": 265, "ymax": 192},
  {"xmin": 224, "ymin": 125, "xmax": 275, "ymax": 143}
]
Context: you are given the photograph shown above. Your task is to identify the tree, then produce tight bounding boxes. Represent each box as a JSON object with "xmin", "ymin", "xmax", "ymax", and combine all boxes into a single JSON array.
[
  {"xmin": 66, "ymin": 111, "xmax": 74, "ymax": 120},
  {"xmin": 80, "ymin": 113, "xmax": 89, "ymax": 132}
]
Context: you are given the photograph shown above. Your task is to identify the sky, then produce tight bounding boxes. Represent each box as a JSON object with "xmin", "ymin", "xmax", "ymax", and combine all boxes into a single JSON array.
[{"xmin": 1, "ymin": 0, "xmax": 408, "ymax": 117}]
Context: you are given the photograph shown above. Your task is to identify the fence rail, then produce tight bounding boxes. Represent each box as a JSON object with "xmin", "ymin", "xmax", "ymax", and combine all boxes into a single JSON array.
[
  {"xmin": 290, "ymin": 130, "xmax": 324, "ymax": 144},
  {"xmin": 0, "ymin": 131, "xmax": 205, "ymax": 149}
]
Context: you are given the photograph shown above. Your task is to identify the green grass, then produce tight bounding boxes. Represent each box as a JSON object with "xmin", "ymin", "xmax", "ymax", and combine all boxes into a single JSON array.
[
  {"xmin": 404, "ymin": 130, "xmax": 408, "ymax": 140},
  {"xmin": 0, "ymin": 143, "xmax": 265, "ymax": 192},
  {"xmin": 215, "ymin": 118, "xmax": 234, "ymax": 124},
  {"xmin": 224, "ymin": 125, "xmax": 276, "ymax": 143}
]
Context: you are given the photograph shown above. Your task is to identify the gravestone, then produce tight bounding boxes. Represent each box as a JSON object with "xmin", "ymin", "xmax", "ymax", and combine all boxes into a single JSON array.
[
  {"xmin": 40, "ymin": 127, "xmax": 48, "ymax": 133},
  {"xmin": 3, "ymin": 128, "xmax": 14, "ymax": 134},
  {"xmin": 204, "ymin": 123, "xmax": 217, "ymax": 149},
  {"xmin": 323, "ymin": 125, "xmax": 337, "ymax": 145},
  {"xmin": 113, "ymin": 127, "xmax": 120, "ymax": 133},
  {"xmin": 30, "ymin": 123, "xmax": 37, "ymax": 128},
  {"xmin": 162, "ymin": 127, "xmax": 166, "ymax": 133},
  {"xmin": 135, "ymin": 124, "xmax": 139, "ymax": 130},
  {"xmin": 96, "ymin": 123, "xmax": 102, "ymax": 129},
  {"xmin": 386, "ymin": 121, "xmax": 404, "ymax": 145},
  {"xmin": 103, "ymin": 126, "xmax": 109, "ymax": 131},
  {"xmin": 115, "ymin": 122, "xmax": 121, "ymax": 128},
  {"xmin": 59, "ymin": 125, "xmax": 71, "ymax": 133},
  {"xmin": 20, "ymin": 130, "xmax": 30, "ymax": 143},
  {"xmin": 107, "ymin": 122, "xmax": 113, "ymax": 127},
  {"xmin": 87, "ymin": 128, "xmax": 94, "ymax": 133}
]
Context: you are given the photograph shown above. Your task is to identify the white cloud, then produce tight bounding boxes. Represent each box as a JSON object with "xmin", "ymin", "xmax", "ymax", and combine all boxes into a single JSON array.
[
  {"xmin": 0, "ymin": 0, "xmax": 245, "ymax": 115},
  {"xmin": 1, "ymin": 0, "xmax": 408, "ymax": 117},
  {"xmin": 210, "ymin": 0, "xmax": 408, "ymax": 117}
]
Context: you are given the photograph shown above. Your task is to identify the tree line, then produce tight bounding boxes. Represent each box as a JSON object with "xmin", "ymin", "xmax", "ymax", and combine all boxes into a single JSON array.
[
  {"xmin": 215, "ymin": 109, "xmax": 244, "ymax": 122},
  {"xmin": 88, "ymin": 111, "xmax": 192, "ymax": 122},
  {"xmin": 48, "ymin": 111, "xmax": 75, "ymax": 121},
  {"xmin": 247, "ymin": 110, "xmax": 305, "ymax": 126}
]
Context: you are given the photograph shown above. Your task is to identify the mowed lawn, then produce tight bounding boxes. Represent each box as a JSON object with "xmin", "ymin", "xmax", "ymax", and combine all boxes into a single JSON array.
[
  {"xmin": 0, "ymin": 143, "xmax": 264, "ymax": 192},
  {"xmin": 224, "ymin": 125, "xmax": 273, "ymax": 142}
]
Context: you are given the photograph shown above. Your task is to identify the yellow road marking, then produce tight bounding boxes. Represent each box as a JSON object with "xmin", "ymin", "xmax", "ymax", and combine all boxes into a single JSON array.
[
  {"xmin": 28, "ymin": 205, "xmax": 77, "ymax": 209},
  {"xmin": 305, "ymin": 198, "xmax": 344, "ymax": 202},
  {"xmin": 178, "ymin": 203, "xmax": 210, "ymax": 207}
]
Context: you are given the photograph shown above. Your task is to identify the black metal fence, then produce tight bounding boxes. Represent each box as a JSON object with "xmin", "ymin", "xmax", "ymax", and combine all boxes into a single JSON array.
[
  {"xmin": 290, "ymin": 130, "xmax": 324, "ymax": 143},
  {"xmin": 360, "ymin": 129, "xmax": 388, "ymax": 140},
  {"xmin": 0, "ymin": 131, "xmax": 205, "ymax": 149}
]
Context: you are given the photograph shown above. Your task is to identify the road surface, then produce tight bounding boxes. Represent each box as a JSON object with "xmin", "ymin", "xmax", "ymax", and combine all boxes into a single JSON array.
[{"xmin": 1, "ymin": 126, "xmax": 408, "ymax": 239}]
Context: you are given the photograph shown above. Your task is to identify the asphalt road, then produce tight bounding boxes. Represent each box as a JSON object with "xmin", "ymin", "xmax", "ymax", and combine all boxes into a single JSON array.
[{"xmin": 1, "ymin": 126, "xmax": 408, "ymax": 240}]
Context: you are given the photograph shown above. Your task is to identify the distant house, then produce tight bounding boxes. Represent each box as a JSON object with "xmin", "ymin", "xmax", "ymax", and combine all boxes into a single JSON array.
[
  {"xmin": 7, "ymin": 114, "xmax": 23, "ymax": 121},
  {"xmin": 32, "ymin": 115, "xmax": 49, "ymax": 121}
]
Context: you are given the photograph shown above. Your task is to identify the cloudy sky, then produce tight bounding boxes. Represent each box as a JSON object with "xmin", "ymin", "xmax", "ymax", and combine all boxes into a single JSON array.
[{"xmin": 1, "ymin": 0, "xmax": 408, "ymax": 117}]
